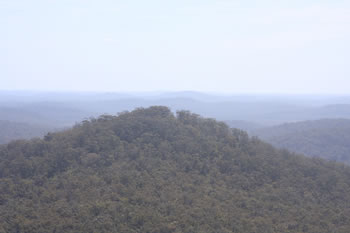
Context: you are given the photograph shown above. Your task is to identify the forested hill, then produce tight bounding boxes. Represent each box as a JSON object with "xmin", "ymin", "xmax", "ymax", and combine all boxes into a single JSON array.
[
  {"xmin": 254, "ymin": 119, "xmax": 350, "ymax": 164},
  {"xmin": 2, "ymin": 107, "xmax": 350, "ymax": 233}
]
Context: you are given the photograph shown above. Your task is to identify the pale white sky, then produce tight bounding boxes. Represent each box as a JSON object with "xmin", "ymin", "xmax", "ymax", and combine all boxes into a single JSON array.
[{"xmin": 1, "ymin": 0, "xmax": 349, "ymax": 94}]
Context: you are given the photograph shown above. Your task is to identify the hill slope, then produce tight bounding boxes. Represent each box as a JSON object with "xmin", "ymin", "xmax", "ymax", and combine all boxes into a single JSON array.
[
  {"xmin": 1, "ymin": 107, "xmax": 350, "ymax": 233},
  {"xmin": 254, "ymin": 119, "xmax": 350, "ymax": 164}
]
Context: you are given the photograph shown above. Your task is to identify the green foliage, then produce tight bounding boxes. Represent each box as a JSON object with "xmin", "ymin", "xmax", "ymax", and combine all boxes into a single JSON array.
[{"xmin": 1, "ymin": 107, "xmax": 350, "ymax": 232}]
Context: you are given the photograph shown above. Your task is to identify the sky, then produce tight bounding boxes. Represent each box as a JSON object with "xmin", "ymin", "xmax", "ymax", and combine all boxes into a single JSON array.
[{"xmin": 1, "ymin": 0, "xmax": 350, "ymax": 94}]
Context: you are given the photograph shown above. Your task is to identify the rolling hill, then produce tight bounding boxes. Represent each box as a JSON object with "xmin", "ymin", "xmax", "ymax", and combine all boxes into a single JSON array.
[
  {"xmin": 1, "ymin": 107, "xmax": 350, "ymax": 232},
  {"xmin": 2, "ymin": 91, "xmax": 350, "ymax": 128}
]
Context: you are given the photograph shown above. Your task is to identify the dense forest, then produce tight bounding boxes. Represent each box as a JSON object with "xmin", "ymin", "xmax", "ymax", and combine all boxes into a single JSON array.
[
  {"xmin": 1, "ymin": 107, "xmax": 350, "ymax": 232},
  {"xmin": 0, "ymin": 120, "xmax": 50, "ymax": 144},
  {"xmin": 254, "ymin": 119, "xmax": 350, "ymax": 164}
]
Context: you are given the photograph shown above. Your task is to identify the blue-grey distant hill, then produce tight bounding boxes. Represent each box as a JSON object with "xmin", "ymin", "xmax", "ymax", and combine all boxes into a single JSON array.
[
  {"xmin": 254, "ymin": 119, "xmax": 350, "ymax": 164},
  {"xmin": 0, "ymin": 120, "xmax": 51, "ymax": 144},
  {"xmin": 2, "ymin": 91, "xmax": 350, "ymax": 144}
]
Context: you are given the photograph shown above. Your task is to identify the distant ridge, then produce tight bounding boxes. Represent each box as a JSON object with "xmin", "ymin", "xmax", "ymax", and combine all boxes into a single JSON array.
[
  {"xmin": 254, "ymin": 118, "xmax": 350, "ymax": 164},
  {"xmin": 0, "ymin": 120, "xmax": 50, "ymax": 144}
]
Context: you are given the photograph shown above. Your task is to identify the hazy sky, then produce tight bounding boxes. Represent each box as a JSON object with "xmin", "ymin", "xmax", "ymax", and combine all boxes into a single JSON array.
[{"xmin": 1, "ymin": 0, "xmax": 349, "ymax": 94}]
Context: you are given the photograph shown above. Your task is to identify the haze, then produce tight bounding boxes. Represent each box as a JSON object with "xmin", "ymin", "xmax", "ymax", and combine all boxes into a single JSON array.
[{"xmin": 1, "ymin": 0, "xmax": 349, "ymax": 94}]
